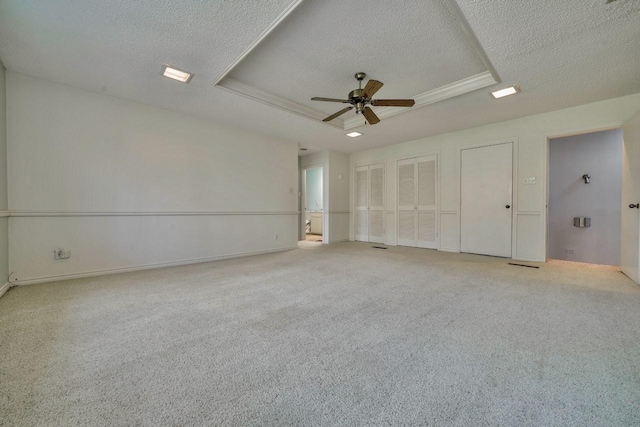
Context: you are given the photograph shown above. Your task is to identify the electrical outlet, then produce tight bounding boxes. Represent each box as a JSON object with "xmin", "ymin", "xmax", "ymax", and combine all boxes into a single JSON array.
[
  {"xmin": 523, "ymin": 177, "xmax": 536, "ymax": 185},
  {"xmin": 565, "ymin": 248, "xmax": 575, "ymax": 255},
  {"xmin": 54, "ymin": 249, "xmax": 71, "ymax": 260}
]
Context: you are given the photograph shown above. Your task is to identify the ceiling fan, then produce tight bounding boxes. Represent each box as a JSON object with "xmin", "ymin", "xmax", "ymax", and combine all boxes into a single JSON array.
[{"xmin": 311, "ymin": 72, "xmax": 415, "ymax": 125}]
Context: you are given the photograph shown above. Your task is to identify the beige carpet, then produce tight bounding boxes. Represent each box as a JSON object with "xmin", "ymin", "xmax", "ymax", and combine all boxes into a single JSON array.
[{"xmin": 1, "ymin": 242, "xmax": 639, "ymax": 426}]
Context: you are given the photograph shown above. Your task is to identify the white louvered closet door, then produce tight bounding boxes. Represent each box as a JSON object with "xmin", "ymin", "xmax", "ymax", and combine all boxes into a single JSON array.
[
  {"xmin": 416, "ymin": 155, "xmax": 438, "ymax": 249},
  {"xmin": 368, "ymin": 164, "xmax": 385, "ymax": 244},
  {"xmin": 397, "ymin": 159, "xmax": 417, "ymax": 247},
  {"xmin": 355, "ymin": 166, "xmax": 369, "ymax": 242}
]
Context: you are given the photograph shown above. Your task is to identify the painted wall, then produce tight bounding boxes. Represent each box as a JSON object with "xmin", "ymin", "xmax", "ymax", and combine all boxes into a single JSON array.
[
  {"xmin": 305, "ymin": 167, "xmax": 323, "ymax": 211},
  {"xmin": 327, "ymin": 151, "xmax": 350, "ymax": 243},
  {"xmin": 6, "ymin": 72, "xmax": 299, "ymax": 284},
  {"xmin": 350, "ymin": 93, "xmax": 640, "ymax": 262},
  {"xmin": 548, "ymin": 130, "xmax": 622, "ymax": 265},
  {"xmin": 0, "ymin": 64, "xmax": 8, "ymax": 290}
]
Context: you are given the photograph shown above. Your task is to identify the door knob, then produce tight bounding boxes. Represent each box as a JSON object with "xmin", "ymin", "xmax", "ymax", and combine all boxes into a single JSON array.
[
  {"xmin": 505, "ymin": 205, "xmax": 511, "ymax": 209},
  {"xmin": 630, "ymin": 203, "xmax": 639, "ymax": 209}
]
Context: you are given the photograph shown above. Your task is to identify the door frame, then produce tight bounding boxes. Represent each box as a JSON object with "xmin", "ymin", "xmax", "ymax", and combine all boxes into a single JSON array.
[
  {"xmin": 543, "ymin": 122, "xmax": 624, "ymax": 262},
  {"xmin": 458, "ymin": 139, "xmax": 517, "ymax": 258},
  {"xmin": 396, "ymin": 153, "xmax": 440, "ymax": 249},
  {"xmin": 300, "ymin": 163, "xmax": 327, "ymax": 244}
]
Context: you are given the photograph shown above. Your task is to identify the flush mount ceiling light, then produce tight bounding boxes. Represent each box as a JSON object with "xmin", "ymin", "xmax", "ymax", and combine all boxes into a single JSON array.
[
  {"xmin": 346, "ymin": 131, "xmax": 363, "ymax": 138},
  {"xmin": 491, "ymin": 85, "xmax": 520, "ymax": 99},
  {"xmin": 161, "ymin": 65, "xmax": 193, "ymax": 83}
]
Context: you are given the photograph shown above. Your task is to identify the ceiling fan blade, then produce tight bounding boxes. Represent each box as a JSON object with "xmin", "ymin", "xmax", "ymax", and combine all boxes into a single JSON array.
[
  {"xmin": 323, "ymin": 106, "xmax": 354, "ymax": 122},
  {"xmin": 311, "ymin": 97, "xmax": 350, "ymax": 103},
  {"xmin": 362, "ymin": 80, "xmax": 384, "ymax": 98},
  {"xmin": 363, "ymin": 107, "xmax": 380, "ymax": 125},
  {"xmin": 371, "ymin": 99, "xmax": 415, "ymax": 107}
]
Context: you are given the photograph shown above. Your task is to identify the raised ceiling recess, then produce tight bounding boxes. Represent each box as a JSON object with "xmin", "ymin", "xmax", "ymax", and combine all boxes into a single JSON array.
[{"xmin": 215, "ymin": 0, "xmax": 500, "ymax": 130}]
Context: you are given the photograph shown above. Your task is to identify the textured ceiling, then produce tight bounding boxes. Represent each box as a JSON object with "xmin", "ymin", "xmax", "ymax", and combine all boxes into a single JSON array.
[
  {"xmin": 228, "ymin": 0, "xmax": 487, "ymax": 116},
  {"xmin": 0, "ymin": 0, "xmax": 639, "ymax": 154}
]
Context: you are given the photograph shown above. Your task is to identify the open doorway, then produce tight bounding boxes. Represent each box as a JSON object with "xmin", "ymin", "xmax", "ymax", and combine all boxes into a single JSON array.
[
  {"xmin": 302, "ymin": 166, "xmax": 323, "ymax": 242},
  {"xmin": 547, "ymin": 129, "xmax": 623, "ymax": 266}
]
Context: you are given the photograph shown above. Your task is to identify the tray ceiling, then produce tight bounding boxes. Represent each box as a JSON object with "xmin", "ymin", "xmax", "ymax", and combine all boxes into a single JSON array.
[{"xmin": 221, "ymin": 0, "xmax": 499, "ymax": 128}]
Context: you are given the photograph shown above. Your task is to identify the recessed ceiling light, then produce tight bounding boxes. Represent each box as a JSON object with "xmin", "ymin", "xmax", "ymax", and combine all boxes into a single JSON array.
[
  {"xmin": 161, "ymin": 65, "xmax": 193, "ymax": 83},
  {"xmin": 346, "ymin": 132, "xmax": 362, "ymax": 138},
  {"xmin": 491, "ymin": 85, "xmax": 520, "ymax": 99}
]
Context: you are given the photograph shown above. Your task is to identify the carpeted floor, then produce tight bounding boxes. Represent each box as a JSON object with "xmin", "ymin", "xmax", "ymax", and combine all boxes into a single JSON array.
[{"xmin": 1, "ymin": 242, "xmax": 639, "ymax": 426}]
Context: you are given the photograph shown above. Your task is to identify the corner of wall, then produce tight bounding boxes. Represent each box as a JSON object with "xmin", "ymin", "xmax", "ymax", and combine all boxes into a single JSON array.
[{"xmin": 0, "ymin": 62, "xmax": 9, "ymax": 293}]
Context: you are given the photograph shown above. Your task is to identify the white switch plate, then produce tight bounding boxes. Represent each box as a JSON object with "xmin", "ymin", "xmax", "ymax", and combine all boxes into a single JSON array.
[{"xmin": 54, "ymin": 249, "xmax": 71, "ymax": 260}]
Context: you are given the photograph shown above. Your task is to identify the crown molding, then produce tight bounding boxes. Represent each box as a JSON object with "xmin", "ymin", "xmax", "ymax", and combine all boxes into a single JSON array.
[
  {"xmin": 343, "ymin": 71, "xmax": 497, "ymax": 130},
  {"xmin": 216, "ymin": 78, "xmax": 344, "ymax": 129},
  {"xmin": 212, "ymin": 0, "xmax": 306, "ymax": 86},
  {"xmin": 442, "ymin": 0, "xmax": 500, "ymax": 83},
  {"xmin": 209, "ymin": 0, "xmax": 501, "ymax": 132}
]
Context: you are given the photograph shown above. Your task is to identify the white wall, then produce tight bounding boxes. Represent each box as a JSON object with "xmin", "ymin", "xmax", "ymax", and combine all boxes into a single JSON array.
[
  {"xmin": 548, "ymin": 130, "xmax": 622, "ymax": 265},
  {"xmin": 0, "ymin": 64, "xmax": 8, "ymax": 292},
  {"xmin": 327, "ymin": 151, "xmax": 350, "ymax": 243},
  {"xmin": 350, "ymin": 93, "xmax": 640, "ymax": 262},
  {"xmin": 6, "ymin": 72, "xmax": 299, "ymax": 284}
]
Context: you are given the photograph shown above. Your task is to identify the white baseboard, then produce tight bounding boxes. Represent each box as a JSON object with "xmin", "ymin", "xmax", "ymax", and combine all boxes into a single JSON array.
[
  {"xmin": 328, "ymin": 239, "xmax": 349, "ymax": 244},
  {"xmin": 513, "ymin": 256, "xmax": 545, "ymax": 263},
  {"xmin": 0, "ymin": 282, "xmax": 11, "ymax": 299},
  {"xmin": 439, "ymin": 248, "xmax": 460, "ymax": 253},
  {"xmin": 12, "ymin": 246, "xmax": 298, "ymax": 286}
]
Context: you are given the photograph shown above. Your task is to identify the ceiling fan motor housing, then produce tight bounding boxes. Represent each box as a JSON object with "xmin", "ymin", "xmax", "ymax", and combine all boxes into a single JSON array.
[{"xmin": 349, "ymin": 89, "xmax": 368, "ymax": 114}]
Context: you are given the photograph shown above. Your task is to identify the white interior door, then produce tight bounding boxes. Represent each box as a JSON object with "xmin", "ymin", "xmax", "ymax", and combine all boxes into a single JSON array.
[
  {"xmin": 397, "ymin": 159, "xmax": 416, "ymax": 247},
  {"xmin": 416, "ymin": 156, "xmax": 438, "ymax": 249},
  {"xmin": 368, "ymin": 164, "xmax": 385, "ymax": 244},
  {"xmin": 355, "ymin": 166, "xmax": 369, "ymax": 242},
  {"xmin": 621, "ymin": 114, "xmax": 640, "ymax": 283},
  {"xmin": 461, "ymin": 142, "xmax": 513, "ymax": 257}
]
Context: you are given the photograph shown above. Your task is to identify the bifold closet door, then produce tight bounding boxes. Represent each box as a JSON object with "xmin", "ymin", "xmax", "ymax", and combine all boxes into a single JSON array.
[
  {"xmin": 397, "ymin": 159, "xmax": 417, "ymax": 247},
  {"xmin": 460, "ymin": 142, "xmax": 513, "ymax": 257},
  {"xmin": 397, "ymin": 155, "xmax": 438, "ymax": 249},
  {"xmin": 416, "ymin": 156, "xmax": 437, "ymax": 249},
  {"xmin": 355, "ymin": 166, "xmax": 369, "ymax": 242},
  {"xmin": 355, "ymin": 163, "xmax": 385, "ymax": 243},
  {"xmin": 368, "ymin": 164, "xmax": 385, "ymax": 244}
]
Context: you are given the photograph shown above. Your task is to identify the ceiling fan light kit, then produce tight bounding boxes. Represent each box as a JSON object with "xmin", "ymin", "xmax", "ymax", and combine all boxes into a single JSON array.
[{"xmin": 311, "ymin": 72, "xmax": 415, "ymax": 125}]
